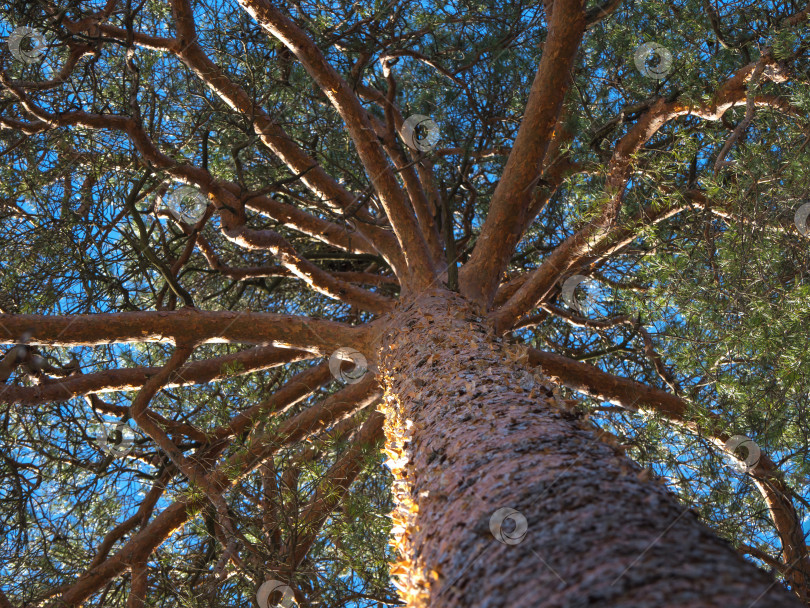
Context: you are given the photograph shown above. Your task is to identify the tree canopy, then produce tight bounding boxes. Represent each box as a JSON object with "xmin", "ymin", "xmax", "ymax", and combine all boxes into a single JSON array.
[{"xmin": 1, "ymin": 0, "xmax": 809, "ymax": 606}]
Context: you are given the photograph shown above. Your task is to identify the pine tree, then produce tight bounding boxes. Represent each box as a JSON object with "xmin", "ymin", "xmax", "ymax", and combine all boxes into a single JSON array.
[{"xmin": 1, "ymin": 0, "xmax": 809, "ymax": 606}]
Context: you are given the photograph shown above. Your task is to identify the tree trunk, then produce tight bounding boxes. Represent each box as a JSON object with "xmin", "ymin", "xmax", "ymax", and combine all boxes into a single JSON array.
[{"xmin": 372, "ymin": 289, "xmax": 802, "ymax": 608}]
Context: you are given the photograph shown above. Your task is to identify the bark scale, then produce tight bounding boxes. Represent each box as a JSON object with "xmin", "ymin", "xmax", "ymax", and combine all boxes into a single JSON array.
[{"xmin": 372, "ymin": 288, "xmax": 802, "ymax": 608}]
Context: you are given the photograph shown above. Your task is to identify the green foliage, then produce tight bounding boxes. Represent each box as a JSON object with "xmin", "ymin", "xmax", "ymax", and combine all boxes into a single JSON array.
[{"xmin": 1, "ymin": 0, "xmax": 809, "ymax": 604}]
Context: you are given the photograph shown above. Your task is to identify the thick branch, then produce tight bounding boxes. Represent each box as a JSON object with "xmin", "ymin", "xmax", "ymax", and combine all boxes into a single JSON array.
[
  {"xmin": 194, "ymin": 233, "xmax": 398, "ymax": 285},
  {"xmin": 526, "ymin": 346, "xmax": 810, "ymax": 596},
  {"xmin": 491, "ymin": 57, "xmax": 792, "ymax": 331},
  {"xmin": 358, "ymin": 79, "xmax": 446, "ymax": 267},
  {"xmin": 0, "ymin": 310, "xmax": 367, "ymax": 354},
  {"xmin": 458, "ymin": 0, "xmax": 586, "ymax": 307},
  {"xmin": 233, "ymin": 0, "xmax": 437, "ymax": 289},
  {"xmin": 221, "ymin": 224, "xmax": 395, "ymax": 314},
  {"xmin": 0, "ymin": 346, "xmax": 310, "ymax": 406},
  {"xmin": 126, "ymin": 562, "xmax": 148, "ymax": 608}
]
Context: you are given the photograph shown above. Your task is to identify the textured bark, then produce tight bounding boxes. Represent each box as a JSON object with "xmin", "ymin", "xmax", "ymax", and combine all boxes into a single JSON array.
[
  {"xmin": 526, "ymin": 347, "xmax": 810, "ymax": 598},
  {"xmin": 372, "ymin": 289, "xmax": 802, "ymax": 608}
]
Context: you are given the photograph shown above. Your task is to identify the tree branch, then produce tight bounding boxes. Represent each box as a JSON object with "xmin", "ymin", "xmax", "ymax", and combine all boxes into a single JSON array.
[
  {"xmin": 458, "ymin": 0, "xmax": 586, "ymax": 307},
  {"xmin": 0, "ymin": 345, "xmax": 311, "ymax": 406},
  {"xmin": 221, "ymin": 223, "xmax": 395, "ymax": 314},
  {"xmin": 233, "ymin": 0, "xmax": 438, "ymax": 289},
  {"xmin": 51, "ymin": 375, "xmax": 380, "ymax": 607},
  {"xmin": 0, "ymin": 310, "xmax": 367, "ymax": 354},
  {"xmin": 132, "ymin": 0, "xmax": 412, "ymax": 272},
  {"xmin": 285, "ymin": 410, "xmax": 384, "ymax": 567},
  {"xmin": 491, "ymin": 56, "xmax": 793, "ymax": 332},
  {"xmin": 526, "ymin": 346, "xmax": 810, "ymax": 595}
]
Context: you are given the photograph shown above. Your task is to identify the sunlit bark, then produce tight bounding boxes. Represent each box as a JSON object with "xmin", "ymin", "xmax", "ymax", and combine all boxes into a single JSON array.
[
  {"xmin": 0, "ymin": 310, "xmax": 366, "ymax": 354},
  {"xmin": 372, "ymin": 289, "xmax": 803, "ymax": 608}
]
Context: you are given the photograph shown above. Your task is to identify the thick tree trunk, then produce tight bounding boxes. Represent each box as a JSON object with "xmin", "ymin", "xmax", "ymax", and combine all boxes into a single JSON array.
[{"xmin": 372, "ymin": 289, "xmax": 802, "ymax": 608}]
